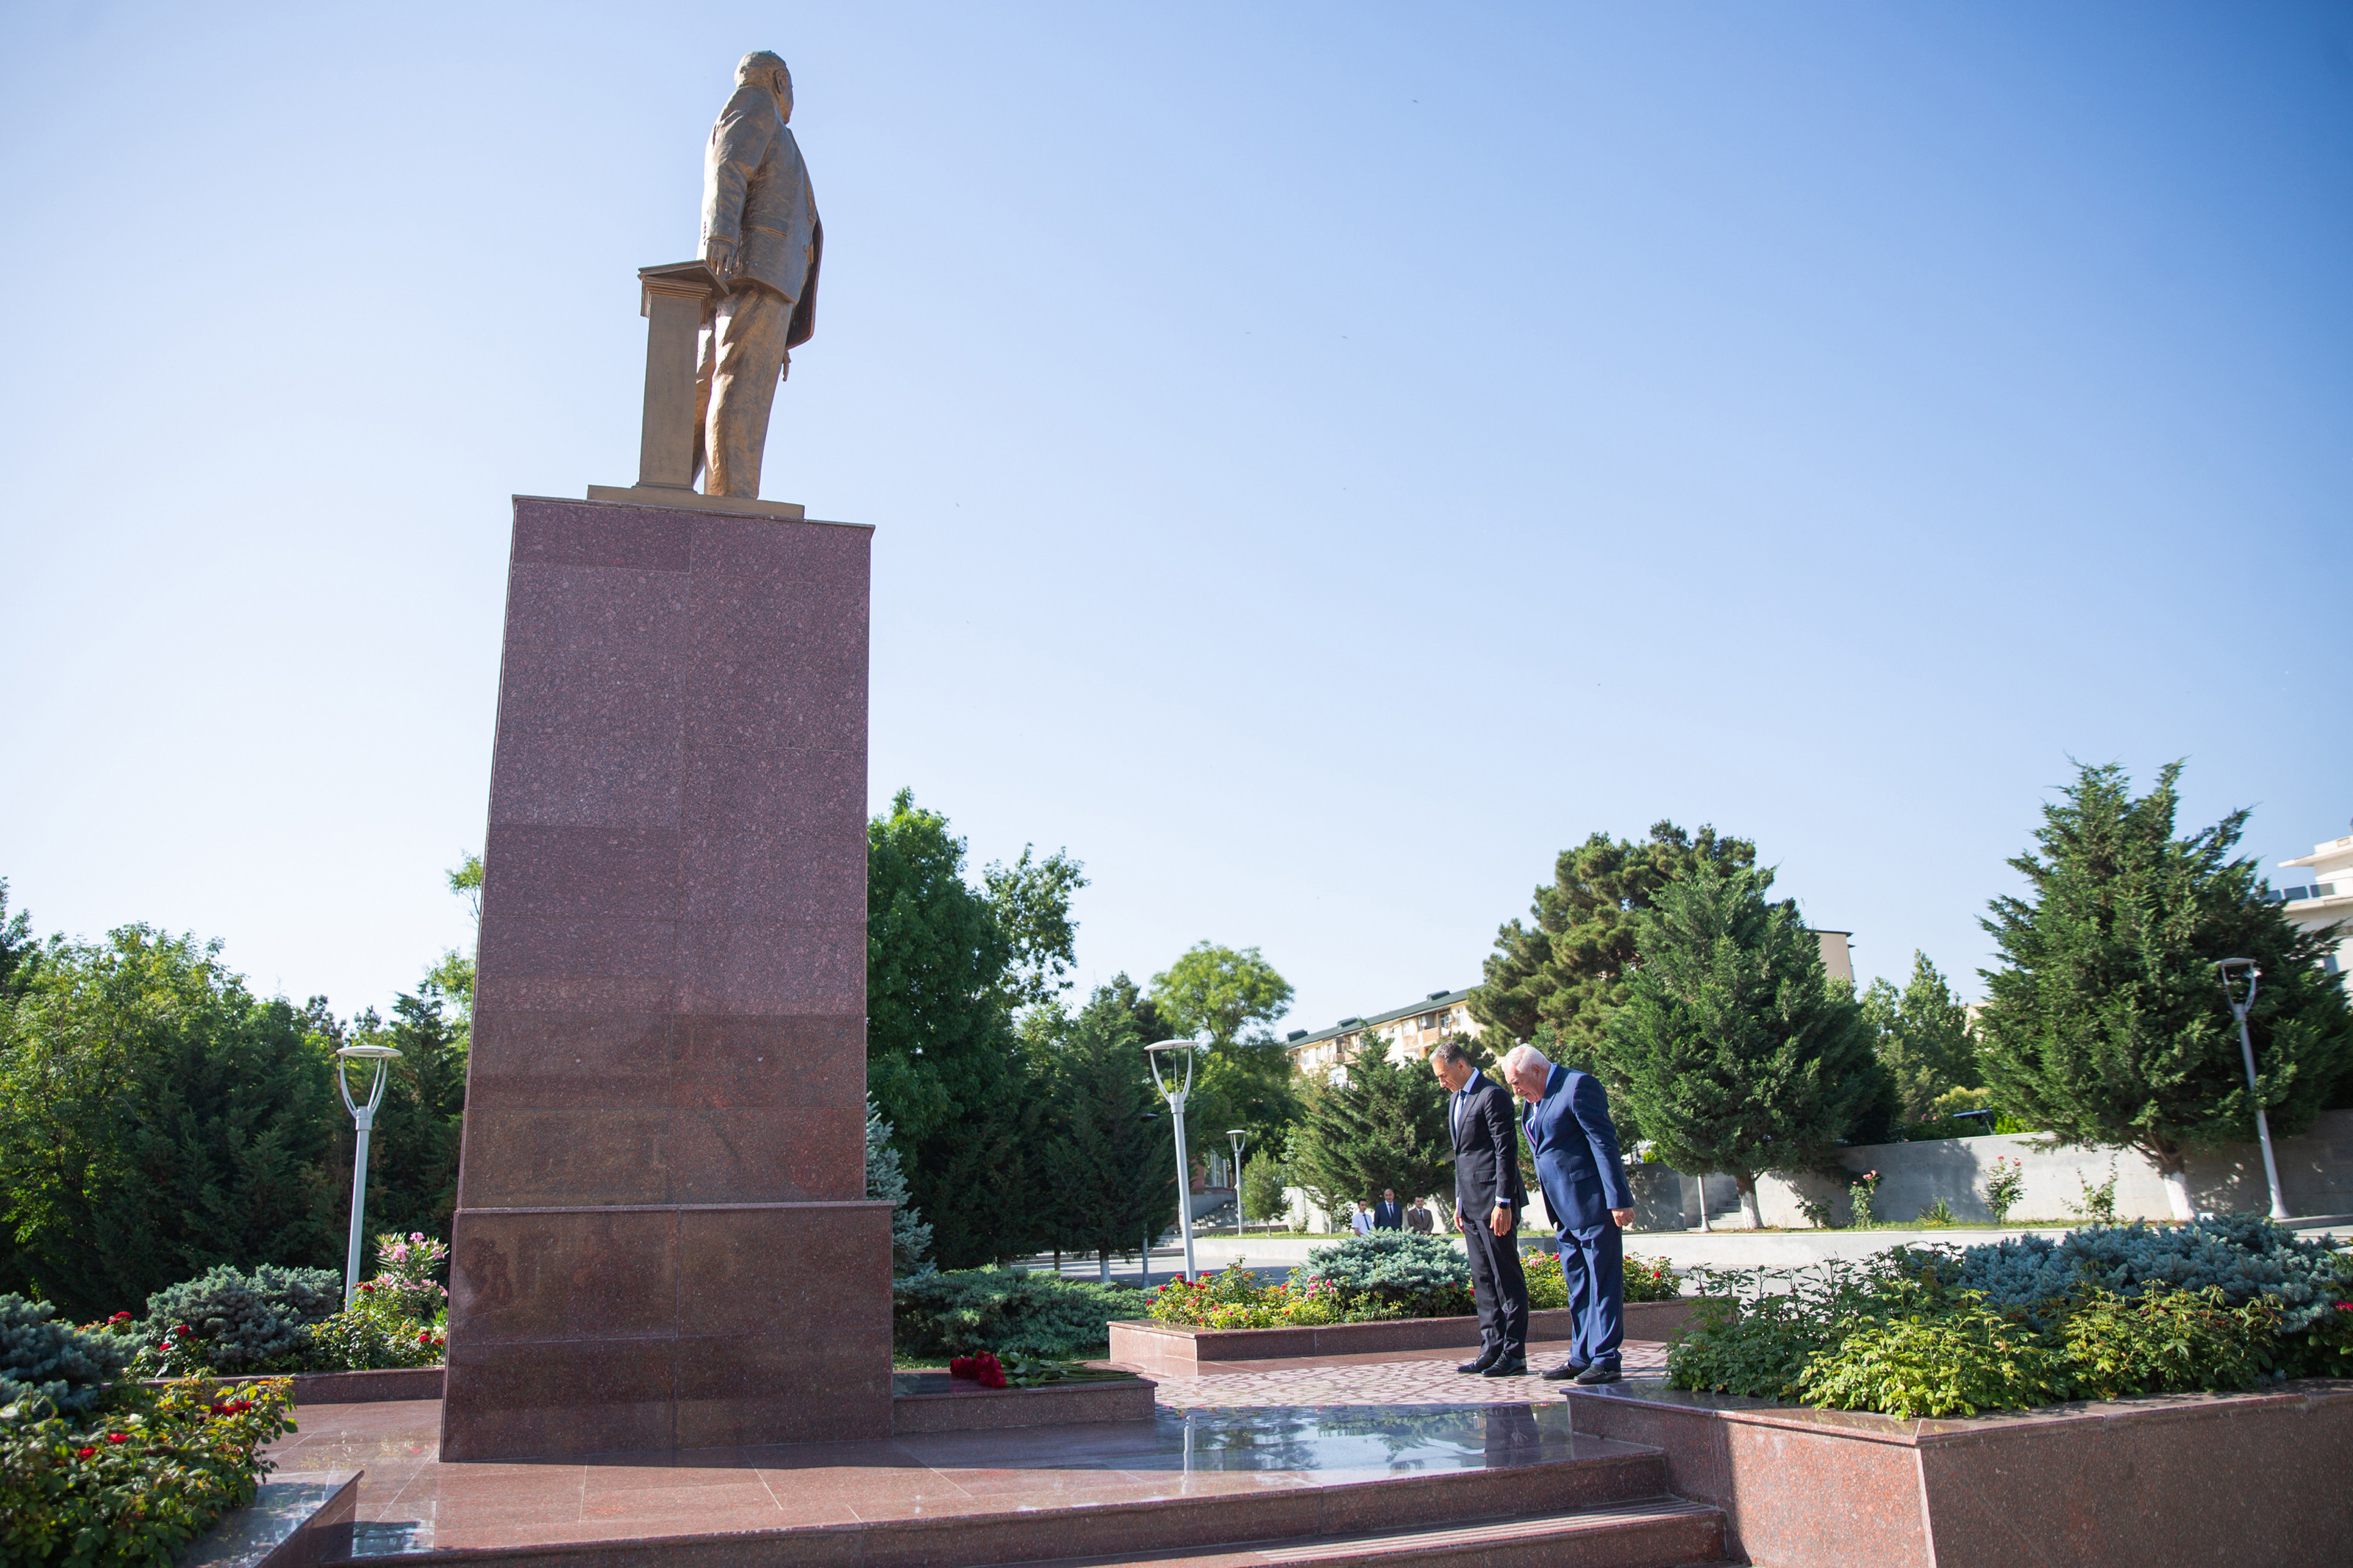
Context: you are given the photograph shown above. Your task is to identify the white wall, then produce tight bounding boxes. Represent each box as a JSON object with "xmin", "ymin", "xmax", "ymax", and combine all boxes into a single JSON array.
[{"xmin": 1640, "ymin": 1110, "xmax": 2353, "ymax": 1230}]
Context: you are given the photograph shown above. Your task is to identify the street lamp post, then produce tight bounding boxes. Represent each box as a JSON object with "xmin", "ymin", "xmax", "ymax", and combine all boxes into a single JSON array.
[
  {"xmin": 1226, "ymin": 1128, "xmax": 1249, "ymax": 1236},
  {"xmin": 2218, "ymin": 959, "xmax": 2290, "ymax": 1221},
  {"xmin": 334, "ymin": 1044, "xmax": 403, "ymax": 1300},
  {"xmin": 1144, "ymin": 1040, "xmax": 1204, "ymax": 1281}
]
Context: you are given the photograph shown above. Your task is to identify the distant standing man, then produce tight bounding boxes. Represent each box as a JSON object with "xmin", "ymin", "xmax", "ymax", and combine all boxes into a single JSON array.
[
  {"xmin": 1373, "ymin": 1189, "xmax": 1405, "ymax": 1231},
  {"xmin": 1430, "ymin": 1041, "xmax": 1529, "ymax": 1376},
  {"xmin": 696, "ymin": 50, "xmax": 822, "ymax": 498},
  {"xmin": 1503, "ymin": 1043, "xmax": 1636, "ymax": 1384},
  {"xmin": 1349, "ymin": 1203, "xmax": 1374, "ymax": 1236},
  {"xmin": 1407, "ymin": 1200, "xmax": 1434, "ymax": 1234}
]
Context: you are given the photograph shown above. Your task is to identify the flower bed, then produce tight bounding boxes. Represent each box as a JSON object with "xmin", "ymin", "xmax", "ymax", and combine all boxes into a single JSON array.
[
  {"xmin": 0, "ymin": 1375, "xmax": 296, "ymax": 1568},
  {"xmin": 1668, "ymin": 1216, "xmax": 2353, "ymax": 1418}
]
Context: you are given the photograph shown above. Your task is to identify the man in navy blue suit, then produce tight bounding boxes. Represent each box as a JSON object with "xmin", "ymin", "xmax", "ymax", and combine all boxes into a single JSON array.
[{"xmin": 1503, "ymin": 1043, "xmax": 1636, "ymax": 1384}]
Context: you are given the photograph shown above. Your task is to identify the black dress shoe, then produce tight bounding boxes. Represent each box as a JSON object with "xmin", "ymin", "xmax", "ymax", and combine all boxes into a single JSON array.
[
  {"xmin": 1571, "ymin": 1358, "xmax": 1622, "ymax": 1385},
  {"xmin": 1455, "ymin": 1347, "xmax": 1501, "ymax": 1374},
  {"xmin": 1540, "ymin": 1358, "xmax": 1590, "ymax": 1382},
  {"xmin": 1480, "ymin": 1352, "xmax": 1529, "ymax": 1378}
]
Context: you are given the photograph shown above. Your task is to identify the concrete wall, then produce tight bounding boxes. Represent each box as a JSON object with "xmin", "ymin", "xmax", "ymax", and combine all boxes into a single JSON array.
[{"xmin": 1657, "ymin": 1110, "xmax": 2353, "ymax": 1230}]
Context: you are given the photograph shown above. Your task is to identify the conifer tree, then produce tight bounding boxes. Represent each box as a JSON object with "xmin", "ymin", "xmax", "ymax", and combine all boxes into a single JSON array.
[
  {"xmin": 1859, "ymin": 952, "xmax": 1982, "ymax": 1123},
  {"xmin": 1471, "ymin": 822, "xmax": 1760, "ymax": 1055},
  {"xmin": 865, "ymin": 1095, "xmax": 932, "ymax": 1274},
  {"xmin": 1976, "ymin": 762, "xmax": 2352, "ymax": 1218},
  {"xmin": 1041, "ymin": 987, "xmax": 1176, "ymax": 1281},
  {"xmin": 1603, "ymin": 864, "xmax": 1890, "ymax": 1228},
  {"xmin": 1290, "ymin": 1034, "xmax": 1452, "ymax": 1225}
]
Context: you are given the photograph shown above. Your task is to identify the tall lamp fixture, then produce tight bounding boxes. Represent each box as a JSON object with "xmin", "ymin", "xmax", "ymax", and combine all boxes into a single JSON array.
[
  {"xmin": 1144, "ymin": 1040, "xmax": 1204, "ymax": 1281},
  {"xmin": 2218, "ymin": 959, "xmax": 2290, "ymax": 1220},
  {"xmin": 335, "ymin": 1044, "xmax": 404, "ymax": 1300},
  {"xmin": 1226, "ymin": 1128, "xmax": 1249, "ymax": 1236}
]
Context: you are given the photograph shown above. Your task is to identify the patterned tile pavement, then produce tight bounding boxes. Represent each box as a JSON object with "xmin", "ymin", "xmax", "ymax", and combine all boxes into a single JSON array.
[{"xmin": 1147, "ymin": 1342, "xmax": 1672, "ymax": 1410}]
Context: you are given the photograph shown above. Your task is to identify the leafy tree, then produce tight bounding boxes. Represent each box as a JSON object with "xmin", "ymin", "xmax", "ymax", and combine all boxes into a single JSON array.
[
  {"xmin": 865, "ymin": 789, "xmax": 1059, "ymax": 1267},
  {"xmin": 1041, "ymin": 986, "xmax": 1176, "ymax": 1281},
  {"xmin": 1151, "ymin": 942, "xmax": 1294, "ymax": 1047},
  {"xmin": 1471, "ymin": 821, "xmax": 1759, "ymax": 1057},
  {"xmin": 1976, "ymin": 762, "xmax": 2353, "ymax": 1218},
  {"xmin": 1291, "ymin": 1037, "xmax": 1452, "ymax": 1227},
  {"xmin": 0, "ymin": 881, "xmax": 48, "ymax": 1002},
  {"xmin": 984, "ymin": 845, "xmax": 1087, "ymax": 1009},
  {"xmin": 1603, "ymin": 864, "xmax": 1892, "ymax": 1228},
  {"xmin": 1149, "ymin": 942, "xmax": 1302, "ymax": 1164},
  {"xmin": 428, "ymin": 851, "xmax": 482, "ymax": 1031},
  {"xmin": 1240, "ymin": 1144, "xmax": 1290, "ymax": 1223},
  {"xmin": 0, "ymin": 928, "xmax": 343, "ymax": 1317},
  {"xmin": 1860, "ymin": 952, "xmax": 1982, "ymax": 1123}
]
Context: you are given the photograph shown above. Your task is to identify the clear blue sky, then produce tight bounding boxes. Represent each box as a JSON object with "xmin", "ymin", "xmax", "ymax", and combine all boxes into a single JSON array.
[{"xmin": 4, "ymin": 3, "xmax": 2348, "ymax": 1034}]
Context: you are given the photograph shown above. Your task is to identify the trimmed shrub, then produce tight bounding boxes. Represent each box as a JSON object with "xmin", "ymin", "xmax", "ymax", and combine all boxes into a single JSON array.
[
  {"xmin": 1943, "ymin": 1216, "xmax": 2348, "ymax": 1332},
  {"xmin": 135, "ymin": 1265, "xmax": 340, "ymax": 1375},
  {"xmin": 1, "ymin": 1298, "xmax": 132, "ymax": 1417},
  {"xmin": 893, "ymin": 1268, "xmax": 1149, "ymax": 1359},
  {"xmin": 2061, "ymin": 1285, "xmax": 2281, "ymax": 1398},
  {"xmin": 1798, "ymin": 1295, "xmax": 2071, "ymax": 1417},
  {"xmin": 1297, "ymin": 1233, "xmax": 1474, "ymax": 1319},
  {"xmin": 0, "ymin": 1377, "xmax": 294, "ymax": 1567}
]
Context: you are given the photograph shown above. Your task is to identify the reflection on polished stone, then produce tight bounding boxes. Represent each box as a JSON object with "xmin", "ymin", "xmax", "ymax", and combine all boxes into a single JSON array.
[{"xmin": 1140, "ymin": 1403, "xmax": 1575, "ymax": 1474}]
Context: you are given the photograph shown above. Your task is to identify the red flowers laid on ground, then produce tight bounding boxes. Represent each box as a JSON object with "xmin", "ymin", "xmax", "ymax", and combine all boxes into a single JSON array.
[{"xmin": 947, "ymin": 1352, "xmax": 1007, "ymax": 1389}]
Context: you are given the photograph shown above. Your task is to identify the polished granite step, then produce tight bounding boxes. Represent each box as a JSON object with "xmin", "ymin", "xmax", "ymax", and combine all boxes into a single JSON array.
[
  {"xmin": 274, "ymin": 1397, "xmax": 1721, "ymax": 1566},
  {"xmin": 1024, "ymin": 1497, "xmax": 1725, "ymax": 1568}
]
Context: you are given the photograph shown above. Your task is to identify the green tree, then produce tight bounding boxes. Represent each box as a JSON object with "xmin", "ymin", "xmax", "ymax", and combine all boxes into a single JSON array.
[
  {"xmin": 1149, "ymin": 942, "xmax": 1302, "ymax": 1165},
  {"xmin": 0, "ymin": 928, "xmax": 343, "ymax": 1317},
  {"xmin": 1471, "ymin": 823, "xmax": 1760, "ymax": 1135},
  {"xmin": 1860, "ymin": 952, "xmax": 1982, "ymax": 1123},
  {"xmin": 0, "ymin": 881, "xmax": 48, "ymax": 1002},
  {"xmin": 1603, "ymin": 864, "xmax": 1891, "ymax": 1228},
  {"xmin": 1041, "ymin": 986, "xmax": 1177, "ymax": 1281},
  {"xmin": 426, "ymin": 851, "xmax": 482, "ymax": 1031},
  {"xmin": 1976, "ymin": 762, "xmax": 2353, "ymax": 1219},
  {"xmin": 865, "ymin": 789, "xmax": 1059, "ymax": 1267},
  {"xmin": 984, "ymin": 845, "xmax": 1087, "ymax": 1009},
  {"xmin": 1291, "ymin": 1037, "xmax": 1452, "ymax": 1228},
  {"xmin": 865, "ymin": 1095, "xmax": 932, "ymax": 1274}
]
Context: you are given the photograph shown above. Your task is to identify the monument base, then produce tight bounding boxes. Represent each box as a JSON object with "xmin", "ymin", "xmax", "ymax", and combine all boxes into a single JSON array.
[
  {"xmin": 440, "ymin": 493, "xmax": 885, "ymax": 1461},
  {"xmin": 584, "ymin": 483, "xmax": 807, "ymax": 519}
]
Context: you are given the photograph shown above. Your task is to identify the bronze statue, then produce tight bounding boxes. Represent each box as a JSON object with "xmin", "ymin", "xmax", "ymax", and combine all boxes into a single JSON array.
[{"xmin": 693, "ymin": 51, "xmax": 821, "ymax": 499}]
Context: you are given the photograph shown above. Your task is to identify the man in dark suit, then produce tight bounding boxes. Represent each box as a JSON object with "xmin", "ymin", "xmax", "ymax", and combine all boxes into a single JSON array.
[
  {"xmin": 1429, "ymin": 1041, "xmax": 1529, "ymax": 1376},
  {"xmin": 1373, "ymin": 1189, "xmax": 1405, "ymax": 1231},
  {"xmin": 1503, "ymin": 1043, "xmax": 1636, "ymax": 1384}
]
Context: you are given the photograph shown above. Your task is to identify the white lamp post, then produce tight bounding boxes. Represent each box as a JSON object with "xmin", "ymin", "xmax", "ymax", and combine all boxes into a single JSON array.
[
  {"xmin": 2218, "ymin": 959, "xmax": 2290, "ymax": 1221},
  {"xmin": 1144, "ymin": 1040, "xmax": 1204, "ymax": 1281},
  {"xmin": 1226, "ymin": 1128, "xmax": 1249, "ymax": 1236},
  {"xmin": 335, "ymin": 1044, "xmax": 403, "ymax": 1300}
]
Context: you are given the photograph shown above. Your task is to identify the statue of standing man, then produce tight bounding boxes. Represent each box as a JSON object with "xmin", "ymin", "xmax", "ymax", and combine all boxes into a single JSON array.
[{"xmin": 694, "ymin": 51, "xmax": 821, "ymax": 500}]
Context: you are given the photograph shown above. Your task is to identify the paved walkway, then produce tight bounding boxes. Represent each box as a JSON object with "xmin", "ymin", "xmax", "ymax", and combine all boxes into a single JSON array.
[{"xmin": 1143, "ymin": 1342, "xmax": 1672, "ymax": 1410}]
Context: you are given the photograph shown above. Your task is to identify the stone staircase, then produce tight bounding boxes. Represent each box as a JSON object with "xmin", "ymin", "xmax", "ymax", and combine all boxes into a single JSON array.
[{"xmin": 1027, "ymin": 1495, "xmax": 1725, "ymax": 1567}]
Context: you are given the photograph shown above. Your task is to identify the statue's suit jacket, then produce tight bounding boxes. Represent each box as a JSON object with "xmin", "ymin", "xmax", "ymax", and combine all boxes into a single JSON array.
[
  {"xmin": 1520, "ymin": 1064, "xmax": 1634, "ymax": 1234},
  {"xmin": 701, "ymin": 85, "xmax": 822, "ymax": 348}
]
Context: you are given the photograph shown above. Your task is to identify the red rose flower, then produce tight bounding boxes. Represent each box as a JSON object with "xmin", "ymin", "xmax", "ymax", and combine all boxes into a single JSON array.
[
  {"xmin": 76, "ymin": 1447, "xmax": 95, "ymax": 1458},
  {"xmin": 106, "ymin": 1433, "xmax": 129, "ymax": 1445},
  {"xmin": 110, "ymin": 1312, "xmax": 132, "ymax": 1323}
]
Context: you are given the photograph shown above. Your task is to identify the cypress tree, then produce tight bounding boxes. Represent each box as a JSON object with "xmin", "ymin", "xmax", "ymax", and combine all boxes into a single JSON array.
[
  {"xmin": 1290, "ymin": 1037, "xmax": 1453, "ymax": 1226},
  {"xmin": 1860, "ymin": 952, "xmax": 1982, "ymax": 1123},
  {"xmin": 1976, "ymin": 762, "xmax": 2353, "ymax": 1218},
  {"xmin": 1041, "ymin": 987, "xmax": 1176, "ymax": 1281},
  {"xmin": 1603, "ymin": 864, "xmax": 1889, "ymax": 1228}
]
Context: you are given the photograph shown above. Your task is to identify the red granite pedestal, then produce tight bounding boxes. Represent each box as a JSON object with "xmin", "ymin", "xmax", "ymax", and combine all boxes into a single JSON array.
[{"xmin": 439, "ymin": 494, "xmax": 889, "ymax": 1461}]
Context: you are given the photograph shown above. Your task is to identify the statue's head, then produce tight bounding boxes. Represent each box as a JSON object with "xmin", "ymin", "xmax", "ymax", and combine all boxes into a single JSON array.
[{"xmin": 738, "ymin": 51, "xmax": 793, "ymax": 120}]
